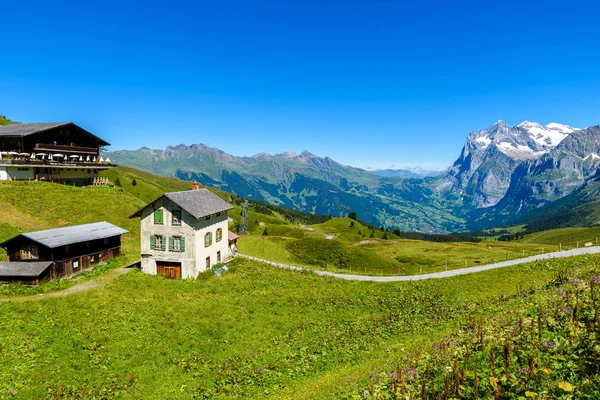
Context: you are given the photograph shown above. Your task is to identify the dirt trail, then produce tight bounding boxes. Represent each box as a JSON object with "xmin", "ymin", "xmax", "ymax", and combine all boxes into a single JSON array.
[{"xmin": 0, "ymin": 262, "xmax": 138, "ymax": 303}]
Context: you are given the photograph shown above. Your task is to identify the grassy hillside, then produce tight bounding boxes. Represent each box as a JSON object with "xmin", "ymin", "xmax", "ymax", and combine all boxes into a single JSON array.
[
  {"xmin": 1, "ymin": 253, "xmax": 597, "ymax": 399},
  {"xmin": 0, "ymin": 115, "xmax": 17, "ymax": 125}
]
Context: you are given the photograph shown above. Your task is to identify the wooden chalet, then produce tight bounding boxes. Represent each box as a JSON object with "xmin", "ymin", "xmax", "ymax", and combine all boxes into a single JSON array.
[
  {"xmin": 0, "ymin": 122, "xmax": 114, "ymax": 185},
  {"xmin": 0, "ymin": 222, "xmax": 128, "ymax": 285}
]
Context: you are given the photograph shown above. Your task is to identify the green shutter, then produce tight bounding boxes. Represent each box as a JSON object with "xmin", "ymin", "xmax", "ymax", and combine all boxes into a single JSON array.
[
  {"xmin": 154, "ymin": 210, "xmax": 163, "ymax": 224},
  {"xmin": 168, "ymin": 236, "xmax": 173, "ymax": 252},
  {"xmin": 150, "ymin": 235, "xmax": 155, "ymax": 250},
  {"xmin": 161, "ymin": 237, "xmax": 166, "ymax": 251},
  {"xmin": 180, "ymin": 237, "xmax": 185, "ymax": 252}
]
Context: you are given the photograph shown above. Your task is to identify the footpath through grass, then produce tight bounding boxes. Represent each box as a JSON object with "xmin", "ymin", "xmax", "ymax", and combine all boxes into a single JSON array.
[{"xmin": 0, "ymin": 254, "xmax": 593, "ymax": 399}]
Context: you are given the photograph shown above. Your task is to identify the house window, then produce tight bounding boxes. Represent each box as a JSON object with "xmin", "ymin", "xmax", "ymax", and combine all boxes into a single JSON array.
[
  {"xmin": 216, "ymin": 228, "xmax": 223, "ymax": 242},
  {"xmin": 151, "ymin": 235, "xmax": 165, "ymax": 251},
  {"xmin": 21, "ymin": 245, "xmax": 39, "ymax": 260},
  {"xmin": 204, "ymin": 232, "xmax": 212, "ymax": 247},
  {"xmin": 154, "ymin": 209, "xmax": 163, "ymax": 224},
  {"xmin": 206, "ymin": 256, "xmax": 211, "ymax": 269},
  {"xmin": 170, "ymin": 236, "xmax": 185, "ymax": 252},
  {"xmin": 217, "ymin": 251, "xmax": 221, "ymax": 263},
  {"xmin": 172, "ymin": 210, "xmax": 181, "ymax": 226}
]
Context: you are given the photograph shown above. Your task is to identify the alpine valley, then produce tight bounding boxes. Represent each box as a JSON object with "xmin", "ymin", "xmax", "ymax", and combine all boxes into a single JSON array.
[{"xmin": 104, "ymin": 120, "xmax": 600, "ymax": 232}]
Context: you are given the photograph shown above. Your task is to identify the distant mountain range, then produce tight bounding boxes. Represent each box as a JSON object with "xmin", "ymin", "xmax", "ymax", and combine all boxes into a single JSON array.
[{"xmin": 104, "ymin": 120, "xmax": 600, "ymax": 232}]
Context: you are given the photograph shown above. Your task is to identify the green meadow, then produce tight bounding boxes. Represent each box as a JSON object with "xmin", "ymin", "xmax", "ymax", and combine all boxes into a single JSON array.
[{"xmin": 2, "ymin": 253, "xmax": 597, "ymax": 399}]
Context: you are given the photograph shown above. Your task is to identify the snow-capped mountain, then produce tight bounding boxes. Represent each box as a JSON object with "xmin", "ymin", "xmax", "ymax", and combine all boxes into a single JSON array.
[{"xmin": 440, "ymin": 120, "xmax": 579, "ymax": 208}]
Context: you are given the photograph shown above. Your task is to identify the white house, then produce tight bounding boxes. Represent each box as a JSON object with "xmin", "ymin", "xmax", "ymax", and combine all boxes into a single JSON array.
[{"xmin": 129, "ymin": 185, "xmax": 238, "ymax": 279}]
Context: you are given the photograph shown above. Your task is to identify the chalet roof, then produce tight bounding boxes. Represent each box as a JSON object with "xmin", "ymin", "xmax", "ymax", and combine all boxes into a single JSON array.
[
  {"xmin": 129, "ymin": 188, "xmax": 233, "ymax": 219},
  {"xmin": 0, "ymin": 222, "xmax": 128, "ymax": 249},
  {"xmin": 0, "ymin": 122, "xmax": 110, "ymax": 146},
  {"xmin": 0, "ymin": 261, "xmax": 53, "ymax": 277}
]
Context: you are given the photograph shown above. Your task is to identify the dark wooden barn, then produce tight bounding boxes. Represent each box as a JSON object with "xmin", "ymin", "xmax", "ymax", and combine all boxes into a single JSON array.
[{"xmin": 0, "ymin": 221, "xmax": 128, "ymax": 285}]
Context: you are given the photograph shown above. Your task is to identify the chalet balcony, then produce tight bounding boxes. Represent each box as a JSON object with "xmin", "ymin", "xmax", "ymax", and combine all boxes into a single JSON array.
[
  {"xmin": 34, "ymin": 143, "xmax": 99, "ymax": 155},
  {"xmin": 0, "ymin": 158, "xmax": 114, "ymax": 169}
]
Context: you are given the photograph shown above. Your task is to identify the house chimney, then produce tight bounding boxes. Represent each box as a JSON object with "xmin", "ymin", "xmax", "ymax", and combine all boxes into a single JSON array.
[{"xmin": 192, "ymin": 181, "xmax": 199, "ymax": 190}]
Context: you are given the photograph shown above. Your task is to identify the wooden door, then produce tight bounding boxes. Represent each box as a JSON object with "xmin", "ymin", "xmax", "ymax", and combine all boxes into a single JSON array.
[{"xmin": 156, "ymin": 261, "xmax": 182, "ymax": 279}]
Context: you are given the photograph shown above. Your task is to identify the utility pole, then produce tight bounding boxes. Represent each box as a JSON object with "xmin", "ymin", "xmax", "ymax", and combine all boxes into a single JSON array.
[{"xmin": 238, "ymin": 201, "xmax": 249, "ymax": 235}]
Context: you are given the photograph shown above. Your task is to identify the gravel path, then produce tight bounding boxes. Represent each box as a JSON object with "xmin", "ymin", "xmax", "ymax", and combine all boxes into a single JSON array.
[{"xmin": 239, "ymin": 246, "xmax": 600, "ymax": 282}]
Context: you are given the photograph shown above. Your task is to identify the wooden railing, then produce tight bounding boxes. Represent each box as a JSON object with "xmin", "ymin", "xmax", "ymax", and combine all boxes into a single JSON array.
[{"xmin": 34, "ymin": 143, "xmax": 99, "ymax": 154}]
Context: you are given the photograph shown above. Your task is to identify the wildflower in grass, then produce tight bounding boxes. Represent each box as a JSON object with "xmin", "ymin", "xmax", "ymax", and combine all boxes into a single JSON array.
[
  {"xmin": 541, "ymin": 340, "xmax": 557, "ymax": 349},
  {"xmin": 519, "ymin": 367, "xmax": 530, "ymax": 376},
  {"xmin": 569, "ymin": 279, "xmax": 581, "ymax": 287},
  {"xmin": 590, "ymin": 275, "xmax": 600, "ymax": 285},
  {"xmin": 404, "ymin": 368, "xmax": 418, "ymax": 381},
  {"xmin": 558, "ymin": 306, "xmax": 572, "ymax": 314}
]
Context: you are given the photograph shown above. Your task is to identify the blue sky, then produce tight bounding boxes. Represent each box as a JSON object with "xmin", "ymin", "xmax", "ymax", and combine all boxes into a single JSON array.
[{"xmin": 1, "ymin": 0, "xmax": 600, "ymax": 170}]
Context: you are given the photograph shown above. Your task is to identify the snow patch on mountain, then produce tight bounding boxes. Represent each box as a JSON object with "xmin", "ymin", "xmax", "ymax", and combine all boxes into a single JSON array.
[{"xmin": 475, "ymin": 136, "xmax": 492, "ymax": 148}]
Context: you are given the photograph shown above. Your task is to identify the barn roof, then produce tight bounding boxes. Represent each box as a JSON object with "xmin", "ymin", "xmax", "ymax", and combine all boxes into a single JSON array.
[
  {"xmin": 0, "ymin": 261, "xmax": 53, "ymax": 277},
  {"xmin": 0, "ymin": 122, "xmax": 110, "ymax": 146},
  {"xmin": 129, "ymin": 188, "xmax": 233, "ymax": 219},
  {"xmin": 0, "ymin": 222, "xmax": 128, "ymax": 249}
]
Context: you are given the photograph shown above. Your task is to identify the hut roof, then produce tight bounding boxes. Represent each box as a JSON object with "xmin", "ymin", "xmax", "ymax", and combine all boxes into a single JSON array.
[
  {"xmin": 0, "ymin": 222, "xmax": 128, "ymax": 249},
  {"xmin": 0, "ymin": 261, "xmax": 53, "ymax": 277}
]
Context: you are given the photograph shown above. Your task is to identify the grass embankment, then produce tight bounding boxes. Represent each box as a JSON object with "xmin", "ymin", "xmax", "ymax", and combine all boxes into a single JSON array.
[
  {"xmin": 520, "ymin": 226, "xmax": 600, "ymax": 248},
  {"xmin": 1, "ymin": 253, "xmax": 594, "ymax": 399},
  {"xmin": 239, "ymin": 217, "xmax": 561, "ymax": 276}
]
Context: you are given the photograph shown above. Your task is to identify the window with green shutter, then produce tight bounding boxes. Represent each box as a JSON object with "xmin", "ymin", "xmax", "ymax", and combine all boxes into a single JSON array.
[
  {"xmin": 161, "ymin": 236, "xmax": 166, "ymax": 251},
  {"xmin": 180, "ymin": 237, "xmax": 185, "ymax": 252},
  {"xmin": 150, "ymin": 235, "xmax": 155, "ymax": 250},
  {"xmin": 204, "ymin": 232, "xmax": 212, "ymax": 248},
  {"xmin": 168, "ymin": 236, "xmax": 174, "ymax": 252},
  {"xmin": 154, "ymin": 209, "xmax": 163, "ymax": 224}
]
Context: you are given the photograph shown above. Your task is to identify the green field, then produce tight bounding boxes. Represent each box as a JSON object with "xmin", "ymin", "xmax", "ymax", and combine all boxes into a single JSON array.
[{"xmin": 2, "ymin": 253, "xmax": 598, "ymax": 399}]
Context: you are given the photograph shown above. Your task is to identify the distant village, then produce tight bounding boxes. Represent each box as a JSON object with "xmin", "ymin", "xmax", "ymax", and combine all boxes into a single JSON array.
[{"xmin": 0, "ymin": 122, "xmax": 239, "ymax": 284}]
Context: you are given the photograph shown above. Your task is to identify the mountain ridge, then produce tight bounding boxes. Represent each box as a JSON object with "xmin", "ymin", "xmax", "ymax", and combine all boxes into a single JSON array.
[{"xmin": 97, "ymin": 120, "xmax": 600, "ymax": 232}]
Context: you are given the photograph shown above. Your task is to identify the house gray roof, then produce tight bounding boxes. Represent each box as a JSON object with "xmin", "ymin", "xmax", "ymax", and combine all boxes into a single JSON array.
[
  {"xmin": 0, "ymin": 222, "xmax": 128, "ymax": 249},
  {"xmin": 0, "ymin": 261, "xmax": 53, "ymax": 277},
  {"xmin": 129, "ymin": 188, "xmax": 233, "ymax": 219},
  {"xmin": 0, "ymin": 122, "xmax": 110, "ymax": 145}
]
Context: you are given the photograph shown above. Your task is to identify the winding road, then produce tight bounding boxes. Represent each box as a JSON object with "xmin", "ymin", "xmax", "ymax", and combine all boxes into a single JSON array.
[{"xmin": 239, "ymin": 246, "xmax": 600, "ymax": 282}]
